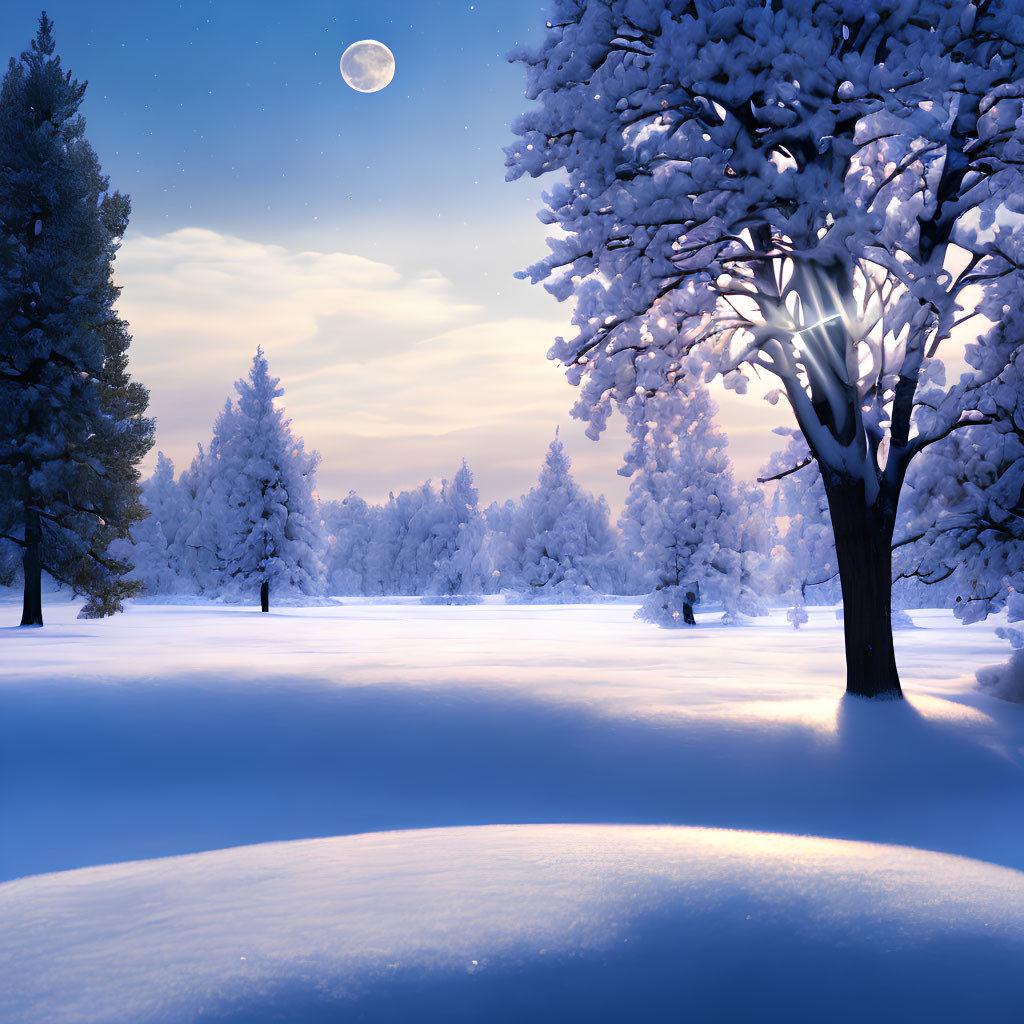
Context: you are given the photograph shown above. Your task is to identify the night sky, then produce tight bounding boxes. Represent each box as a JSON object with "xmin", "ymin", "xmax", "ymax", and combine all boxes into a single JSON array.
[{"xmin": 0, "ymin": 2, "xmax": 786, "ymax": 507}]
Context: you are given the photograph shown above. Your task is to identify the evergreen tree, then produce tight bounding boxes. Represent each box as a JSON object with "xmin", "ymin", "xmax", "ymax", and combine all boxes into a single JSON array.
[
  {"xmin": 483, "ymin": 498, "xmax": 519, "ymax": 594},
  {"xmin": 0, "ymin": 14, "xmax": 154, "ymax": 623},
  {"xmin": 170, "ymin": 443, "xmax": 215, "ymax": 596},
  {"xmin": 323, "ymin": 491, "xmax": 376, "ymax": 596},
  {"xmin": 363, "ymin": 491, "xmax": 407, "ymax": 596},
  {"xmin": 210, "ymin": 349, "xmax": 325, "ymax": 611},
  {"xmin": 506, "ymin": 433, "xmax": 618, "ymax": 601},
  {"xmin": 759, "ymin": 430, "xmax": 839, "ymax": 628},
  {"xmin": 126, "ymin": 452, "xmax": 183, "ymax": 596},
  {"xmin": 424, "ymin": 460, "xmax": 490, "ymax": 601},
  {"xmin": 620, "ymin": 381, "xmax": 759, "ymax": 627}
]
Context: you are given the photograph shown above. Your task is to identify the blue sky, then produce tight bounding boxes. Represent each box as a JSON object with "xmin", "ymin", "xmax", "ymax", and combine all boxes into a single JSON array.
[{"xmin": 1, "ymin": 2, "xmax": 785, "ymax": 505}]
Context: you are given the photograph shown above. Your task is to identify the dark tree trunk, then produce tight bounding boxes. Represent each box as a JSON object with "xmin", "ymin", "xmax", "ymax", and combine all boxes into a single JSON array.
[
  {"xmin": 260, "ymin": 579, "xmax": 269, "ymax": 613},
  {"xmin": 822, "ymin": 477, "xmax": 902, "ymax": 700},
  {"xmin": 21, "ymin": 505, "xmax": 43, "ymax": 627}
]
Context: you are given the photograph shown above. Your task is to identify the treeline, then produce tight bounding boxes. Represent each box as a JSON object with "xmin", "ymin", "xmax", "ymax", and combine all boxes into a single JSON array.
[
  {"xmin": 116, "ymin": 350, "xmax": 951, "ymax": 619},
  {"xmin": 4, "ymin": 346, "xmax": 948, "ymax": 623},
  {"xmin": 119, "ymin": 351, "xmax": 783, "ymax": 612}
]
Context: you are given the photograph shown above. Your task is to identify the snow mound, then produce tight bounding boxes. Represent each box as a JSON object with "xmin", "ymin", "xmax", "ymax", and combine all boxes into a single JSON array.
[
  {"xmin": 978, "ymin": 648, "xmax": 1024, "ymax": 703},
  {"xmin": 2, "ymin": 824, "xmax": 1022, "ymax": 1024}
]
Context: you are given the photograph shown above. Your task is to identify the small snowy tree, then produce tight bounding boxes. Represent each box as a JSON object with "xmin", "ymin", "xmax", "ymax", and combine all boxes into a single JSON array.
[
  {"xmin": 323, "ymin": 491, "xmax": 377, "ymax": 596},
  {"xmin": 509, "ymin": 0, "xmax": 1024, "ymax": 698},
  {"xmin": 0, "ymin": 15, "xmax": 154, "ymax": 624},
  {"xmin": 395, "ymin": 483, "xmax": 445, "ymax": 595},
  {"xmin": 760, "ymin": 430, "xmax": 839, "ymax": 627},
  {"xmin": 210, "ymin": 350, "xmax": 325, "ymax": 611},
  {"xmin": 126, "ymin": 452, "xmax": 183, "ymax": 596},
  {"xmin": 483, "ymin": 498, "xmax": 519, "ymax": 593},
  {"xmin": 423, "ymin": 460, "xmax": 490, "ymax": 602},
  {"xmin": 169, "ymin": 443, "xmax": 217, "ymax": 596},
  {"xmin": 363, "ymin": 492, "xmax": 406, "ymax": 596},
  {"xmin": 506, "ymin": 434, "xmax": 618, "ymax": 601},
  {"xmin": 621, "ymin": 379, "xmax": 759, "ymax": 626}
]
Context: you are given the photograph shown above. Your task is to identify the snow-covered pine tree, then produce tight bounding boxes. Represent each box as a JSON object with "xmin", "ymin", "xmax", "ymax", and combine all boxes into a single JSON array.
[
  {"xmin": 0, "ymin": 14, "xmax": 154, "ymax": 624},
  {"xmin": 483, "ymin": 498, "xmax": 518, "ymax": 594},
  {"xmin": 759, "ymin": 430, "xmax": 839, "ymax": 628},
  {"xmin": 423, "ymin": 460, "xmax": 490, "ymax": 602},
  {"xmin": 211, "ymin": 349, "xmax": 325, "ymax": 611},
  {"xmin": 127, "ymin": 452, "xmax": 183, "ymax": 596},
  {"xmin": 620, "ymin": 379, "xmax": 757, "ymax": 627},
  {"xmin": 506, "ymin": 433, "xmax": 618, "ymax": 601},
  {"xmin": 508, "ymin": 0, "xmax": 1024, "ymax": 698},
  {"xmin": 169, "ymin": 443, "xmax": 215, "ymax": 596},
  {"xmin": 363, "ymin": 491, "xmax": 406, "ymax": 596},
  {"xmin": 322, "ymin": 491, "xmax": 378, "ymax": 596}
]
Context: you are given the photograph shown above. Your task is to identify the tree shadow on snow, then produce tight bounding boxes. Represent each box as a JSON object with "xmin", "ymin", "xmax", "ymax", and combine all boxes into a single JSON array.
[{"xmin": 2, "ymin": 676, "xmax": 1022, "ymax": 879}]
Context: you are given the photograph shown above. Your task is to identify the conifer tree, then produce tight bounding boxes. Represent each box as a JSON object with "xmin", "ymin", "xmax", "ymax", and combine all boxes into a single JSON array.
[
  {"xmin": 211, "ymin": 349, "xmax": 325, "ymax": 611},
  {"xmin": 323, "ymin": 491, "xmax": 377, "ymax": 595},
  {"xmin": 759, "ymin": 430, "xmax": 839, "ymax": 628},
  {"xmin": 620, "ymin": 380, "xmax": 759, "ymax": 626},
  {"xmin": 425, "ymin": 460, "xmax": 490, "ymax": 601},
  {"xmin": 171, "ymin": 443, "xmax": 215, "ymax": 596},
  {"xmin": 0, "ymin": 14, "xmax": 154, "ymax": 624},
  {"xmin": 127, "ymin": 452, "xmax": 183, "ymax": 596},
  {"xmin": 507, "ymin": 433, "xmax": 618, "ymax": 600}
]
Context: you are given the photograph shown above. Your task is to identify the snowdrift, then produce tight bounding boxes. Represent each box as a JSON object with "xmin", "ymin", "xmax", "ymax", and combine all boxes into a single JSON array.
[{"xmin": 2, "ymin": 824, "xmax": 1023, "ymax": 1024}]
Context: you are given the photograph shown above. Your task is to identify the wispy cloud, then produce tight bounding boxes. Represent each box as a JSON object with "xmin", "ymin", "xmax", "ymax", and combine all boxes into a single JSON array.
[{"xmin": 115, "ymin": 228, "xmax": 636, "ymax": 505}]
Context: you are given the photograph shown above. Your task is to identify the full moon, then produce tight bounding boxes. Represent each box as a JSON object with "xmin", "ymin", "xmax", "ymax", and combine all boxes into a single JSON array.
[{"xmin": 340, "ymin": 40, "xmax": 395, "ymax": 94}]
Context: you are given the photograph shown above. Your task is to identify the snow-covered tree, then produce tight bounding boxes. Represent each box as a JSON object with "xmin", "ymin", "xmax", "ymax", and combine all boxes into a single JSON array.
[
  {"xmin": 207, "ymin": 350, "xmax": 325, "ymax": 610},
  {"xmin": 760, "ymin": 430, "xmax": 839, "ymax": 627},
  {"xmin": 323, "ymin": 491, "xmax": 378, "ymax": 596},
  {"xmin": 360, "ymin": 484, "xmax": 438, "ymax": 596},
  {"xmin": 395, "ymin": 483, "xmax": 444, "ymax": 595},
  {"xmin": 423, "ymin": 460, "xmax": 490, "ymax": 602},
  {"xmin": 621, "ymin": 379, "xmax": 761, "ymax": 626},
  {"xmin": 505, "ymin": 434, "xmax": 619, "ymax": 601},
  {"xmin": 483, "ymin": 498, "xmax": 519, "ymax": 593},
  {"xmin": 896, "ymin": 314, "xmax": 1024, "ymax": 699},
  {"xmin": 362, "ymin": 493, "xmax": 402, "ymax": 596},
  {"xmin": 0, "ymin": 14, "xmax": 154, "ymax": 623},
  {"xmin": 168, "ymin": 443, "xmax": 216, "ymax": 596},
  {"xmin": 126, "ymin": 452, "xmax": 183, "ymax": 596},
  {"xmin": 508, "ymin": 0, "xmax": 1024, "ymax": 698}
]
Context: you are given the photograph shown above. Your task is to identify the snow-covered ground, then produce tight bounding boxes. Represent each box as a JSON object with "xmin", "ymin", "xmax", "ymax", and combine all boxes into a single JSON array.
[{"xmin": 2, "ymin": 599, "xmax": 1023, "ymax": 1021}]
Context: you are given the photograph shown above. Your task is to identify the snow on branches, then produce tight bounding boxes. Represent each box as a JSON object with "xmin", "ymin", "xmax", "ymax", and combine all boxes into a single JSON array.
[{"xmin": 508, "ymin": 0, "xmax": 1024, "ymax": 698}]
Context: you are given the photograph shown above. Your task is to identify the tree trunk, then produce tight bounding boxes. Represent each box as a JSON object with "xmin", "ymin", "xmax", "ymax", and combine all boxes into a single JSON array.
[
  {"xmin": 823, "ymin": 478, "xmax": 902, "ymax": 700},
  {"xmin": 21, "ymin": 505, "xmax": 43, "ymax": 627},
  {"xmin": 260, "ymin": 579, "xmax": 269, "ymax": 613}
]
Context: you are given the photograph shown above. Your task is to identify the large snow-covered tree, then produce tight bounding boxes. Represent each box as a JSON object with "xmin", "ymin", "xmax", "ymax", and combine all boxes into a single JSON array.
[
  {"xmin": 620, "ymin": 378, "xmax": 761, "ymax": 626},
  {"xmin": 508, "ymin": 0, "xmax": 1024, "ymax": 698},
  {"xmin": 206, "ymin": 350, "xmax": 325, "ymax": 611},
  {"xmin": 0, "ymin": 14, "xmax": 154, "ymax": 624}
]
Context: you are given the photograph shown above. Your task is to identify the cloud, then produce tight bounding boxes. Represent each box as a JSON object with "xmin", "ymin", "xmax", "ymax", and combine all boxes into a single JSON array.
[{"xmin": 115, "ymin": 228, "xmax": 630, "ymax": 505}]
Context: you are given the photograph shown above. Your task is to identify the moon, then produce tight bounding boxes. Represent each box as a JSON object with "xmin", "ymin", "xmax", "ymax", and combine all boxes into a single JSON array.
[{"xmin": 340, "ymin": 40, "xmax": 395, "ymax": 94}]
